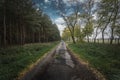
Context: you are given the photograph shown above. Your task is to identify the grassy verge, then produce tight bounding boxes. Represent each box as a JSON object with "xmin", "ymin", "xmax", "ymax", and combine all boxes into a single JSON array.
[
  {"xmin": 0, "ymin": 42, "xmax": 58, "ymax": 80},
  {"xmin": 68, "ymin": 43, "xmax": 120, "ymax": 80}
]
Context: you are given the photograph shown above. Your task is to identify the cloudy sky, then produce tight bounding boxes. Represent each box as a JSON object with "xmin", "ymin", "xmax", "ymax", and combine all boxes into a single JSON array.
[
  {"xmin": 33, "ymin": 0, "xmax": 103, "ymax": 37},
  {"xmin": 33, "ymin": 0, "xmax": 86, "ymax": 35}
]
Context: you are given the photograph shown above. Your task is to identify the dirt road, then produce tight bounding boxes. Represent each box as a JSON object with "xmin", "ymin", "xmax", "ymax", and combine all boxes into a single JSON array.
[{"xmin": 20, "ymin": 42, "xmax": 100, "ymax": 80}]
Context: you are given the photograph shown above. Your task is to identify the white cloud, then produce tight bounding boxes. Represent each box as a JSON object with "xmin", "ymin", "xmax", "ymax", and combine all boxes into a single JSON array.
[
  {"xmin": 54, "ymin": 17, "xmax": 66, "ymax": 36},
  {"xmin": 63, "ymin": 0, "xmax": 84, "ymax": 3},
  {"xmin": 44, "ymin": 0, "xmax": 49, "ymax": 3},
  {"xmin": 92, "ymin": 13, "xmax": 97, "ymax": 20},
  {"xmin": 44, "ymin": 6, "xmax": 47, "ymax": 9},
  {"xmin": 54, "ymin": 17, "xmax": 65, "ymax": 25},
  {"xmin": 57, "ymin": 24, "xmax": 66, "ymax": 36},
  {"xmin": 62, "ymin": 0, "xmax": 84, "ymax": 7},
  {"xmin": 95, "ymin": 0, "xmax": 101, "ymax": 2}
]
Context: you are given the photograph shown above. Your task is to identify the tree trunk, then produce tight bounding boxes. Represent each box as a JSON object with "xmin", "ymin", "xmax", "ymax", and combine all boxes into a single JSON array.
[
  {"xmin": 16, "ymin": 23, "xmax": 19, "ymax": 44},
  {"xmin": 39, "ymin": 32, "xmax": 41, "ymax": 42},
  {"xmin": 101, "ymin": 9, "xmax": 114, "ymax": 44},
  {"xmin": 9, "ymin": 18, "xmax": 12, "ymax": 45},
  {"xmin": 118, "ymin": 37, "xmax": 120, "ymax": 45},
  {"xmin": 102, "ymin": 30, "xmax": 105, "ymax": 44},
  {"xmin": 97, "ymin": 39, "xmax": 99, "ymax": 43},
  {"xmin": 32, "ymin": 32, "xmax": 35, "ymax": 43},
  {"xmin": 110, "ymin": 28, "xmax": 114, "ymax": 44},
  {"xmin": 94, "ymin": 37, "xmax": 96, "ymax": 43},
  {"xmin": 71, "ymin": 35, "xmax": 76, "ymax": 44},
  {"xmin": 44, "ymin": 32, "xmax": 46, "ymax": 42},
  {"xmin": 22, "ymin": 26, "xmax": 25, "ymax": 45},
  {"xmin": 0, "ymin": 35, "xmax": 1, "ymax": 47},
  {"xmin": 87, "ymin": 35, "xmax": 89, "ymax": 43},
  {"xmin": 115, "ymin": 38, "xmax": 117, "ymax": 44},
  {"xmin": 3, "ymin": 0, "xmax": 7, "ymax": 47},
  {"xmin": 110, "ymin": 0, "xmax": 118, "ymax": 44},
  {"xmin": 20, "ymin": 27, "xmax": 23, "ymax": 45},
  {"xmin": 20, "ymin": 21, "xmax": 23, "ymax": 45},
  {"xmin": 94, "ymin": 27, "xmax": 99, "ymax": 43},
  {"xmin": 67, "ymin": 26, "xmax": 76, "ymax": 44}
]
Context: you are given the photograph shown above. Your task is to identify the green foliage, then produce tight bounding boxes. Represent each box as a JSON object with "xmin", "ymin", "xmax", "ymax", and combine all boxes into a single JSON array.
[
  {"xmin": 0, "ymin": 42, "xmax": 58, "ymax": 80},
  {"xmin": 69, "ymin": 43, "xmax": 120, "ymax": 80},
  {"xmin": 0, "ymin": 0, "xmax": 60, "ymax": 47},
  {"xmin": 97, "ymin": 0, "xmax": 120, "ymax": 44},
  {"xmin": 74, "ymin": 25, "xmax": 84, "ymax": 42},
  {"xmin": 83, "ymin": 21, "xmax": 94, "ymax": 37},
  {"xmin": 62, "ymin": 28, "xmax": 71, "ymax": 41}
]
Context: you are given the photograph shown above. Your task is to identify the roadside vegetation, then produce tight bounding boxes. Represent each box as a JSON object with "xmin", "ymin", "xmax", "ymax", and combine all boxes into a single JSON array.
[
  {"xmin": 0, "ymin": 1, "xmax": 60, "ymax": 79},
  {"xmin": 68, "ymin": 43, "xmax": 120, "ymax": 80},
  {"xmin": 0, "ymin": 42, "xmax": 58, "ymax": 80}
]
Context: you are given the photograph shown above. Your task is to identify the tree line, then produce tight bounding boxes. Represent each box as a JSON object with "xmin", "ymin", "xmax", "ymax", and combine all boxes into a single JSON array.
[
  {"xmin": 0, "ymin": 0, "xmax": 61, "ymax": 48},
  {"xmin": 95, "ymin": 0, "xmax": 120, "ymax": 44},
  {"xmin": 61, "ymin": 0, "xmax": 120, "ymax": 44}
]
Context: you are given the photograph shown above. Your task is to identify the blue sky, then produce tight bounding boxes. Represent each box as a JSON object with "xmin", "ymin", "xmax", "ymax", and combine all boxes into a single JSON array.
[
  {"xmin": 33, "ymin": 0, "xmax": 66, "ymax": 35},
  {"xmin": 33, "ymin": 0, "xmax": 85, "ymax": 35},
  {"xmin": 33, "ymin": 0, "xmax": 102, "ymax": 37},
  {"xmin": 33, "ymin": 0, "xmax": 62, "ymax": 20},
  {"xmin": 33, "ymin": 0, "xmax": 109, "ymax": 39}
]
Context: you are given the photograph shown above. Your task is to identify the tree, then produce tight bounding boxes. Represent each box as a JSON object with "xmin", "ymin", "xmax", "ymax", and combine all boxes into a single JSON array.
[
  {"xmin": 74, "ymin": 24, "xmax": 83, "ymax": 42},
  {"xmin": 83, "ymin": 21, "xmax": 93, "ymax": 42},
  {"xmin": 114, "ymin": 22, "xmax": 120, "ymax": 44},
  {"xmin": 57, "ymin": 0, "xmax": 82, "ymax": 44},
  {"xmin": 82, "ymin": 0, "xmax": 94, "ymax": 43},
  {"xmin": 97, "ymin": 0, "xmax": 120, "ymax": 44},
  {"xmin": 109, "ymin": 0, "xmax": 119, "ymax": 44},
  {"xmin": 62, "ymin": 14, "xmax": 79, "ymax": 44},
  {"xmin": 62, "ymin": 28, "xmax": 71, "ymax": 41},
  {"xmin": 93, "ymin": 15, "xmax": 104, "ymax": 43}
]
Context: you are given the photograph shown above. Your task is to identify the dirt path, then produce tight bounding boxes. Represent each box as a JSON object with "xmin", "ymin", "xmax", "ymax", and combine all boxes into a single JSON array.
[{"xmin": 29, "ymin": 41, "xmax": 100, "ymax": 80}]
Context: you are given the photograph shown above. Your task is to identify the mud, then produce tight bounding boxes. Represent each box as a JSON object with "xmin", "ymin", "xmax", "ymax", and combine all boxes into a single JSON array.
[{"xmin": 20, "ymin": 42, "xmax": 100, "ymax": 80}]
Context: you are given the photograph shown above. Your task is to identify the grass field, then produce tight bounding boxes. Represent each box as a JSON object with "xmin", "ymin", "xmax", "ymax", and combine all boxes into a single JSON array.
[
  {"xmin": 68, "ymin": 43, "xmax": 120, "ymax": 80},
  {"xmin": 0, "ymin": 42, "xmax": 58, "ymax": 80}
]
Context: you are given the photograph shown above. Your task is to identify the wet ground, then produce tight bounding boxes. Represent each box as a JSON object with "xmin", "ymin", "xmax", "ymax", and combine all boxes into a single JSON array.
[{"xmin": 29, "ymin": 42, "xmax": 99, "ymax": 80}]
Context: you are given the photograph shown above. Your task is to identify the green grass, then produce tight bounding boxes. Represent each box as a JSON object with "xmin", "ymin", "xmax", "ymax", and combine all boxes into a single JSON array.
[
  {"xmin": 68, "ymin": 43, "xmax": 120, "ymax": 80},
  {"xmin": 0, "ymin": 42, "xmax": 58, "ymax": 80}
]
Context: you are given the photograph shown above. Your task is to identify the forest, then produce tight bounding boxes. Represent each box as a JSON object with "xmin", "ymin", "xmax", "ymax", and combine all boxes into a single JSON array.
[{"xmin": 0, "ymin": 0, "xmax": 61, "ymax": 48}]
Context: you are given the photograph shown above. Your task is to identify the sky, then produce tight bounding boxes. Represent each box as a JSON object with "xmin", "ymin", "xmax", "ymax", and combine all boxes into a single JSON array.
[
  {"xmin": 33, "ymin": 0, "xmax": 85, "ymax": 35},
  {"xmin": 33, "ymin": 0, "xmax": 104, "ymax": 38}
]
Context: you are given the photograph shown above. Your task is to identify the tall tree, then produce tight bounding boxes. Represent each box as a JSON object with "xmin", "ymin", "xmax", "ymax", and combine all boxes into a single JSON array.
[
  {"xmin": 57, "ymin": 0, "xmax": 81, "ymax": 44},
  {"xmin": 83, "ymin": 21, "xmax": 93, "ymax": 42},
  {"xmin": 82, "ymin": 0, "xmax": 94, "ymax": 42},
  {"xmin": 93, "ymin": 15, "xmax": 104, "ymax": 43},
  {"xmin": 74, "ymin": 24, "xmax": 83, "ymax": 42},
  {"xmin": 62, "ymin": 28, "xmax": 71, "ymax": 41},
  {"xmin": 98, "ymin": 0, "xmax": 120, "ymax": 44}
]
